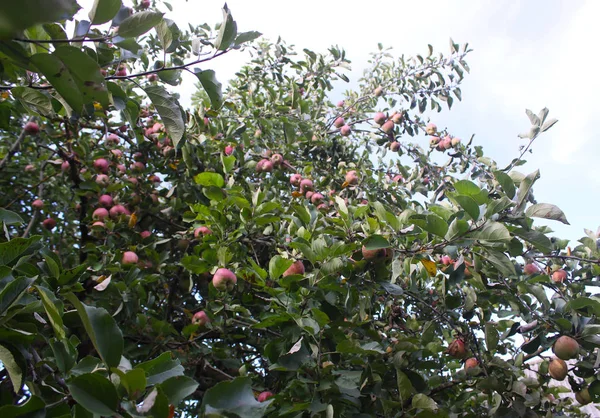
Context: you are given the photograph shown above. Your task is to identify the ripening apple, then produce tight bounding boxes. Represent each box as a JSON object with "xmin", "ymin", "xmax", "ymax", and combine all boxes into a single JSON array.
[
  {"xmin": 447, "ymin": 338, "xmax": 467, "ymax": 359},
  {"xmin": 373, "ymin": 86, "xmax": 383, "ymax": 97},
  {"xmin": 140, "ymin": 0, "xmax": 151, "ymax": 9},
  {"xmin": 373, "ymin": 112, "xmax": 387, "ymax": 125},
  {"xmin": 381, "ymin": 120, "xmax": 395, "ymax": 134},
  {"xmin": 340, "ymin": 125, "xmax": 351, "ymax": 136},
  {"xmin": 441, "ymin": 255, "xmax": 452, "ymax": 265},
  {"xmin": 95, "ymin": 174, "xmax": 110, "ymax": 187},
  {"xmin": 429, "ymin": 136, "xmax": 441, "ymax": 147},
  {"xmin": 254, "ymin": 129, "xmax": 261, "ymax": 138},
  {"xmin": 122, "ymin": 251, "xmax": 139, "ymax": 265},
  {"xmin": 345, "ymin": 170, "xmax": 358, "ymax": 185},
  {"xmin": 361, "ymin": 246, "xmax": 388, "ymax": 261},
  {"xmin": 425, "ymin": 123, "xmax": 437, "ymax": 135},
  {"xmin": 441, "ymin": 136, "xmax": 452, "ymax": 150},
  {"xmin": 257, "ymin": 391, "xmax": 274, "ymax": 402},
  {"xmin": 337, "ymin": 100, "xmax": 345, "ymax": 107},
  {"xmin": 283, "ymin": 260, "xmax": 305, "ymax": 277},
  {"xmin": 92, "ymin": 221, "xmax": 105, "ymax": 228},
  {"xmin": 391, "ymin": 112, "xmax": 403, "ymax": 124},
  {"xmin": 305, "ymin": 191, "xmax": 314, "ymax": 200},
  {"xmin": 224, "ymin": 145, "xmax": 234, "ymax": 155},
  {"xmin": 111, "ymin": 149, "xmax": 123, "ymax": 159},
  {"xmin": 451, "ymin": 137, "xmax": 461, "ymax": 147},
  {"xmin": 140, "ymin": 230, "xmax": 151, "ymax": 239},
  {"xmin": 192, "ymin": 310, "xmax": 210, "ymax": 326},
  {"xmin": 147, "ymin": 73, "xmax": 158, "ymax": 82},
  {"xmin": 523, "ymin": 263, "xmax": 540, "ymax": 275},
  {"xmin": 132, "ymin": 162, "xmax": 145, "ymax": 172},
  {"xmin": 552, "ymin": 269, "xmax": 567, "ymax": 283},
  {"xmin": 194, "ymin": 226, "xmax": 212, "ymax": 238},
  {"xmin": 93, "ymin": 208, "xmax": 109, "ymax": 220},
  {"xmin": 290, "ymin": 173, "xmax": 302, "ymax": 187},
  {"xmin": 106, "ymin": 133, "xmax": 120, "ymax": 145},
  {"xmin": 109, "ymin": 204, "xmax": 131, "ymax": 219},
  {"xmin": 93, "ymin": 158, "xmax": 109, "ymax": 173},
  {"xmin": 32, "ymin": 199, "xmax": 44, "ymax": 209},
  {"xmin": 390, "ymin": 141, "xmax": 400, "ymax": 152},
  {"xmin": 311, "ymin": 193, "xmax": 324, "ymax": 205},
  {"xmin": 25, "ymin": 164, "xmax": 35, "ymax": 172},
  {"xmin": 212, "ymin": 268, "xmax": 237, "ymax": 291},
  {"xmin": 42, "ymin": 218, "xmax": 56, "ymax": 230},
  {"xmin": 61, "ymin": 161, "xmax": 70, "ymax": 172},
  {"xmin": 553, "ymin": 335, "xmax": 579, "ymax": 360},
  {"xmin": 116, "ymin": 65, "xmax": 127, "ymax": 77},
  {"xmin": 575, "ymin": 388, "xmax": 591, "ymax": 405},
  {"xmin": 464, "ymin": 357, "xmax": 478, "ymax": 371},
  {"xmin": 24, "ymin": 121, "xmax": 39, "ymax": 134},
  {"xmin": 392, "ymin": 174, "xmax": 403, "ymax": 183},
  {"xmin": 317, "ymin": 203, "xmax": 328, "ymax": 211},
  {"xmin": 334, "ymin": 117, "xmax": 345, "ymax": 128},
  {"xmin": 271, "ymin": 153, "xmax": 284, "ymax": 167},
  {"xmin": 299, "ymin": 179, "xmax": 313, "ymax": 193},
  {"xmin": 548, "ymin": 357, "xmax": 568, "ymax": 381}
]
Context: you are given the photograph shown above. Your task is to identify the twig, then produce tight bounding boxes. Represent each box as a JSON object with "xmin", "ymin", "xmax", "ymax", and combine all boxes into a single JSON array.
[
  {"xmin": 0, "ymin": 116, "xmax": 35, "ymax": 172},
  {"xmin": 532, "ymin": 254, "xmax": 600, "ymax": 265}
]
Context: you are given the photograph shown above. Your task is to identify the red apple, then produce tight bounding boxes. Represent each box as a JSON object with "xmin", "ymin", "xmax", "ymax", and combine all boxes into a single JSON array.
[
  {"xmin": 93, "ymin": 208, "xmax": 109, "ymax": 220},
  {"xmin": 270, "ymin": 153, "xmax": 284, "ymax": 167},
  {"xmin": 194, "ymin": 226, "xmax": 212, "ymax": 238},
  {"xmin": 212, "ymin": 268, "xmax": 237, "ymax": 291},
  {"xmin": 311, "ymin": 193, "xmax": 324, "ymax": 205},
  {"xmin": 140, "ymin": 230, "xmax": 151, "ymax": 239},
  {"xmin": 257, "ymin": 391, "xmax": 274, "ymax": 402},
  {"xmin": 523, "ymin": 263, "xmax": 540, "ymax": 275},
  {"xmin": 106, "ymin": 134, "xmax": 120, "ymax": 145},
  {"xmin": 24, "ymin": 121, "xmax": 39, "ymax": 134},
  {"xmin": 373, "ymin": 112, "xmax": 386, "ymax": 125},
  {"xmin": 345, "ymin": 170, "xmax": 358, "ymax": 185},
  {"xmin": 147, "ymin": 73, "xmax": 158, "ymax": 82},
  {"xmin": 224, "ymin": 145, "xmax": 234, "ymax": 155},
  {"xmin": 390, "ymin": 141, "xmax": 400, "ymax": 152},
  {"xmin": 42, "ymin": 218, "xmax": 56, "ymax": 230},
  {"xmin": 290, "ymin": 173, "xmax": 302, "ymax": 187},
  {"xmin": 122, "ymin": 251, "xmax": 138, "ymax": 265},
  {"xmin": 334, "ymin": 117, "xmax": 345, "ymax": 128},
  {"xmin": 93, "ymin": 158, "xmax": 109, "ymax": 173},
  {"xmin": 447, "ymin": 338, "xmax": 467, "ymax": 359},
  {"xmin": 340, "ymin": 125, "xmax": 351, "ymax": 136},
  {"xmin": 552, "ymin": 269, "xmax": 567, "ymax": 283},
  {"xmin": 553, "ymin": 336, "xmax": 579, "ymax": 360},
  {"xmin": 464, "ymin": 357, "xmax": 478, "ymax": 371},
  {"xmin": 25, "ymin": 164, "xmax": 35, "ymax": 172},
  {"xmin": 111, "ymin": 149, "xmax": 123, "ymax": 159},
  {"xmin": 95, "ymin": 174, "xmax": 110, "ymax": 187},
  {"xmin": 299, "ymin": 179, "xmax": 313, "ymax": 193},
  {"xmin": 61, "ymin": 161, "xmax": 71, "ymax": 172},
  {"xmin": 109, "ymin": 204, "xmax": 131, "ymax": 219},
  {"xmin": 32, "ymin": 199, "xmax": 44, "ymax": 209},
  {"xmin": 192, "ymin": 310, "xmax": 210, "ymax": 326}
]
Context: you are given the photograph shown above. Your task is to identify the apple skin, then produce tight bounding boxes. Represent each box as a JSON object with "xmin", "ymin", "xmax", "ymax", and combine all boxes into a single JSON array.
[
  {"xmin": 140, "ymin": 0, "xmax": 151, "ymax": 9},
  {"xmin": 451, "ymin": 137, "xmax": 461, "ymax": 147},
  {"xmin": 61, "ymin": 161, "xmax": 71, "ymax": 172},
  {"xmin": 310, "ymin": 193, "xmax": 324, "ymax": 205},
  {"xmin": 106, "ymin": 134, "xmax": 120, "ymax": 145},
  {"xmin": 391, "ymin": 112, "xmax": 403, "ymax": 124},
  {"xmin": 447, "ymin": 338, "xmax": 467, "ymax": 359},
  {"xmin": 270, "ymin": 153, "xmax": 284, "ymax": 167},
  {"xmin": 552, "ymin": 269, "xmax": 567, "ymax": 283},
  {"xmin": 304, "ymin": 191, "xmax": 314, "ymax": 200},
  {"xmin": 441, "ymin": 255, "xmax": 452, "ymax": 265},
  {"xmin": 345, "ymin": 170, "xmax": 358, "ymax": 185},
  {"xmin": 109, "ymin": 205, "xmax": 131, "ymax": 219},
  {"xmin": 257, "ymin": 391, "xmax": 274, "ymax": 402},
  {"xmin": 147, "ymin": 73, "xmax": 158, "ymax": 82},
  {"xmin": 194, "ymin": 226, "xmax": 212, "ymax": 238},
  {"xmin": 192, "ymin": 310, "xmax": 210, "ymax": 326},
  {"xmin": 93, "ymin": 158, "xmax": 109, "ymax": 173},
  {"xmin": 523, "ymin": 263, "xmax": 540, "ymax": 275},
  {"xmin": 24, "ymin": 121, "xmax": 39, "ymax": 134},
  {"xmin": 283, "ymin": 260, "xmax": 305, "ymax": 277},
  {"xmin": 340, "ymin": 125, "xmax": 352, "ymax": 136},
  {"xmin": 25, "ymin": 164, "xmax": 35, "ymax": 172},
  {"xmin": 464, "ymin": 357, "xmax": 478, "ymax": 371},
  {"xmin": 553, "ymin": 335, "xmax": 579, "ymax": 360},
  {"xmin": 256, "ymin": 159, "xmax": 273, "ymax": 173},
  {"xmin": 576, "ymin": 388, "xmax": 591, "ymax": 405},
  {"xmin": 95, "ymin": 174, "xmax": 110, "ymax": 187},
  {"xmin": 299, "ymin": 179, "xmax": 313, "ymax": 193},
  {"xmin": 140, "ymin": 230, "xmax": 151, "ymax": 239},
  {"xmin": 392, "ymin": 174, "xmax": 403, "ymax": 183},
  {"xmin": 381, "ymin": 120, "xmax": 395, "ymax": 134},
  {"xmin": 93, "ymin": 208, "xmax": 109, "ymax": 220},
  {"xmin": 290, "ymin": 174, "xmax": 302, "ymax": 187},
  {"xmin": 361, "ymin": 246, "xmax": 391, "ymax": 261},
  {"xmin": 122, "ymin": 251, "xmax": 139, "ymax": 265},
  {"xmin": 425, "ymin": 123, "xmax": 437, "ymax": 135},
  {"xmin": 224, "ymin": 145, "xmax": 234, "ymax": 155},
  {"xmin": 429, "ymin": 136, "xmax": 441, "ymax": 147},
  {"xmin": 42, "ymin": 218, "xmax": 56, "ymax": 230},
  {"xmin": 212, "ymin": 268, "xmax": 237, "ymax": 291},
  {"xmin": 373, "ymin": 86, "xmax": 383, "ymax": 97},
  {"xmin": 390, "ymin": 141, "xmax": 400, "ymax": 152},
  {"xmin": 373, "ymin": 112, "xmax": 387, "ymax": 125},
  {"xmin": 333, "ymin": 117, "xmax": 345, "ymax": 128},
  {"xmin": 111, "ymin": 149, "xmax": 123, "ymax": 159},
  {"xmin": 548, "ymin": 357, "xmax": 568, "ymax": 381},
  {"xmin": 32, "ymin": 199, "xmax": 44, "ymax": 209}
]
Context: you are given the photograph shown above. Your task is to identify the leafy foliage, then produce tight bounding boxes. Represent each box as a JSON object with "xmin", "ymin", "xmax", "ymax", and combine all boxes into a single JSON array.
[{"xmin": 0, "ymin": 1, "xmax": 598, "ymax": 417}]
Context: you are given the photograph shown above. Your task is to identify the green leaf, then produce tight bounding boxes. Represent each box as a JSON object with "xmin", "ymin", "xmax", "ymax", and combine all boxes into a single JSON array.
[
  {"xmin": 193, "ymin": 69, "xmax": 223, "ymax": 110},
  {"xmin": 0, "ymin": 395, "xmax": 45, "ymax": 417},
  {"xmin": 454, "ymin": 195, "xmax": 479, "ymax": 221},
  {"xmin": 470, "ymin": 221, "xmax": 511, "ymax": 243},
  {"xmin": 67, "ymin": 373, "xmax": 119, "ymax": 416},
  {"xmin": 0, "ymin": 277, "xmax": 36, "ymax": 315},
  {"xmin": 12, "ymin": 87, "xmax": 54, "ymax": 117},
  {"xmin": 485, "ymin": 323, "xmax": 499, "ymax": 351},
  {"xmin": 194, "ymin": 172, "xmax": 225, "ymax": 188},
  {"xmin": 446, "ymin": 218, "xmax": 469, "ymax": 240},
  {"xmin": 214, "ymin": 4, "xmax": 237, "ymax": 51},
  {"xmin": 525, "ymin": 203, "xmax": 569, "ymax": 225},
  {"xmin": 412, "ymin": 393, "xmax": 438, "ymax": 411},
  {"xmin": 493, "ymin": 171, "xmax": 515, "ymax": 199},
  {"xmin": 0, "ymin": 236, "xmax": 41, "ymax": 265},
  {"xmin": 362, "ymin": 235, "xmax": 390, "ymax": 250},
  {"xmin": 0, "ymin": 344, "xmax": 23, "ymax": 393},
  {"xmin": 454, "ymin": 180, "xmax": 481, "ymax": 196},
  {"xmin": 138, "ymin": 352, "xmax": 185, "ymax": 385},
  {"xmin": 65, "ymin": 294, "xmax": 124, "ymax": 368},
  {"xmin": 156, "ymin": 18, "xmax": 180, "ymax": 53},
  {"xmin": 485, "ymin": 250, "xmax": 516, "ymax": 276},
  {"xmin": 0, "ymin": 208, "xmax": 24, "ymax": 225},
  {"xmin": 160, "ymin": 375, "xmax": 198, "ymax": 405},
  {"xmin": 36, "ymin": 286, "xmax": 65, "ymax": 340},
  {"xmin": 201, "ymin": 377, "xmax": 271, "ymax": 418},
  {"xmin": 144, "ymin": 85, "xmax": 185, "ymax": 147},
  {"xmin": 269, "ymin": 255, "xmax": 293, "ymax": 280},
  {"xmin": 120, "ymin": 368, "xmax": 146, "ymax": 399},
  {"xmin": 396, "ymin": 369, "xmax": 414, "ymax": 402},
  {"xmin": 512, "ymin": 228, "xmax": 552, "ymax": 254},
  {"xmin": 423, "ymin": 214, "xmax": 448, "ymax": 237},
  {"xmin": 117, "ymin": 11, "xmax": 164, "ymax": 38},
  {"xmin": 515, "ymin": 170, "xmax": 539, "ymax": 212},
  {"xmin": 565, "ymin": 297, "xmax": 600, "ymax": 316},
  {"xmin": 0, "ymin": 0, "xmax": 80, "ymax": 38},
  {"xmin": 31, "ymin": 52, "xmax": 83, "ymax": 112},
  {"xmin": 89, "ymin": 0, "xmax": 122, "ymax": 25},
  {"xmin": 234, "ymin": 31, "xmax": 262, "ymax": 45}
]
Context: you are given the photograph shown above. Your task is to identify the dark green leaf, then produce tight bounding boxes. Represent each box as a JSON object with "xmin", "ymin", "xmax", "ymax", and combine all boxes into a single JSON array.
[
  {"xmin": 160, "ymin": 375, "xmax": 198, "ymax": 405},
  {"xmin": 234, "ymin": 31, "xmax": 262, "ymax": 45},
  {"xmin": 0, "ymin": 344, "xmax": 23, "ymax": 393},
  {"xmin": 0, "ymin": 0, "xmax": 80, "ymax": 38},
  {"xmin": 117, "ymin": 11, "xmax": 164, "ymax": 38},
  {"xmin": 214, "ymin": 4, "xmax": 237, "ymax": 51},
  {"xmin": 525, "ymin": 203, "xmax": 569, "ymax": 225},
  {"xmin": 144, "ymin": 85, "xmax": 185, "ymax": 147},
  {"xmin": 362, "ymin": 235, "xmax": 390, "ymax": 250},
  {"xmin": 89, "ymin": 0, "xmax": 122, "ymax": 25},
  {"xmin": 0, "ymin": 277, "xmax": 36, "ymax": 315},
  {"xmin": 470, "ymin": 221, "xmax": 511, "ymax": 243},
  {"xmin": 201, "ymin": 377, "xmax": 271, "ymax": 418},
  {"xmin": 67, "ymin": 373, "xmax": 119, "ymax": 416},
  {"xmin": 493, "ymin": 171, "xmax": 515, "ymax": 199},
  {"xmin": 0, "ymin": 208, "xmax": 24, "ymax": 225},
  {"xmin": 12, "ymin": 87, "xmax": 54, "ymax": 117},
  {"xmin": 193, "ymin": 69, "xmax": 223, "ymax": 110}
]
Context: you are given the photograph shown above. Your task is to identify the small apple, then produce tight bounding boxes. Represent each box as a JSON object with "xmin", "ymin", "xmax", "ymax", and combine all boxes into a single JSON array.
[
  {"xmin": 390, "ymin": 141, "xmax": 400, "ymax": 152},
  {"xmin": 464, "ymin": 357, "xmax": 478, "ymax": 371},
  {"xmin": 441, "ymin": 136, "xmax": 452, "ymax": 150},
  {"xmin": 109, "ymin": 204, "xmax": 131, "ymax": 219},
  {"xmin": 392, "ymin": 174, "xmax": 403, "ymax": 183},
  {"xmin": 147, "ymin": 73, "xmax": 158, "ymax": 82},
  {"xmin": 42, "ymin": 218, "xmax": 56, "ymax": 230},
  {"xmin": 140, "ymin": 0, "xmax": 151, "ymax": 9},
  {"xmin": 212, "ymin": 268, "xmax": 237, "ymax": 291},
  {"xmin": 552, "ymin": 269, "xmax": 567, "ymax": 283},
  {"xmin": 373, "ymin": 86, "xmax": 384, "ymax": 97},
  {"xmin": 192, "ymin": 310, "xmax": 210, "ymax": 326},
  {"xmin": 140, "ymin": 230, "xmax": 151, "ymax": 239},
  {"xmin": 32, "ymin": 199, "xmax": 44, "ymax": 209},
  {"xmin": 111, "ymin": 149, "xmax": 123, "ymax": 159},
  {"xmin": 24, "ymin": 121, "xmax": 39, "ymax": 134},
  {"xmin": 425, "ymin": 123, "xmax": 437, "ymax": 135},
  {"xmin": 132, "ymin": 162, "xmax": 145, "ymax": 172},
  {"xmin": 337, "ymin": 100, "xmax": 345, "ymax": 108},
  {"xmin": 25, "ymin": 164, "xmax": 35, "ymax": 172},
  {"xmin": 311, "ymin": 193, "xmax": 324, "ymax": 205},
  {"xmin": 93, "ymin": 158, "xmax": 109, "ymax": 173},
  {"xmin": 429, "ymin": 136, "xmax": 441, "ymax": 147},
  {"xmin": 575, "ymin": 388, "xmax": 591, "ymax": 405},
  {"xmin": 451, "ymin": 137, "xmax": 461, "ymax": 147},
  {"xmin": 290, "ymin": 173, "xmax": 302, "ymax": 187},
  {"xmin": 553, "ymin": 336, "xmax": 579, "ymax": 360},
  {"xmin": 270, "ymin": 153, "xmax": 284, "ymax": 167},
  {"xmin": 447, "ymin": 338, "xmax": 467, "ymax": 359},
  {"xmin": 283, "ymin": 260, "xmax": 305, "ymax": 277},
  {"xmin": 299, "ymin": 179, "xmax": 313, "ymax": 193},
  {"xmin": 194, "ymin": 226, "xmax": 212, "ymax": 238},
  {"xmin": 548, "ymin": 357, "xmax": 568, "ymax": 381},
  {"xmin": 95, "ymin": 174, "xmax": 110, "ymax": 187},
  {"xmin": 441, "ymin": 255, "xmax": 452, "ymax": 265},
  {"xmin": 334, "ymin": 117, "xmax": 345, "ymax": 128},
  {"xmin": 345, "ymin": 170, "xmax": 358, "ymax": 185},
  {"xmin": 224, "ymin": 145, "xmax": 234, "ymax": 155},
  {"xmin": 373, "ymin": 112, "xmax": 387, "ymax": 125},
  {"xmin": 257, "ymin": 391, "xmax": 274, "ymax": 403},
  {"xmin": 122, "ymin": 251, "xmax": 138, "ymax": 265},
  {"xmin": 305, "ymin": 191, "xmax": 314, "ymax": 200},
  {"xmin": 340, "ymin": 125, "xmax": 351, "ymax": 136},
  {"xmin": 391, "ymin": 112, "xmax": 403, "ymax": 124},
  {"xmin": 61, "ymin": 161, "xmax": 70, "ymax": 172},
  {"xmin": 93, "ymin": 208, "xmax": 109, "ymax": 220},
  {"xmin": 523, "ymin": 263, "xmax": 540, "ymax": 275},
  {"xmin": 116, "ymin": 65, "xmax": 127, "ymax": 77},
  {"xmin": 106, "ymin": 134, "xmax": 120, "ymax": 145}
]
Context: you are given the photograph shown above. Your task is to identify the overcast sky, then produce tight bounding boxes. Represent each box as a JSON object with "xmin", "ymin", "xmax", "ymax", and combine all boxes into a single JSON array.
[{"xmin": 77, "ymin": 0, "xmax": 600, "ymax": 243}]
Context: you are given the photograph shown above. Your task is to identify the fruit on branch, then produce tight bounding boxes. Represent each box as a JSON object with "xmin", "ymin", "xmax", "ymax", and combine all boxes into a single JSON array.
[
  {"xmin": 194, "ymin": 226, "xmax": 212, "ymax": 238},
  {"xmin": 391, "ymin": 112, "xmax": 403, "ymax": 124},
  {"xmin": 105, "ymin": 134, "xmax": 120, "ymax": 145},
  {"xmin": 224, "ymin": 145, "xmax": 234, "ymax": 155},
  {"xmin": 425, "ymin": 123, "xmax": 437, "ymax": 135},
  {"xmin": 390, "ymin": 141, "xmax": 400, "ymax": 152},
  {"xmin": 122, "ymin": 251, "xmax": 139, "ymax": 265},
  {"xmin": 111, "ymin": 149, "xmax": 123, "ymax": 159},
  {"xmin": 299, "ymin": 179, "xmax": 313, "ymax": 193},
  {"xmin": 192, "ymin": 310, "xmax": 210, "ymax": 326},
  {"xmin": 548, "ymin": 357, "xmax": 568, "ymax": 381},
  {"xmin": 283, "ymin": 260, "xmax": 305, "ymax": 277},
  {"xmin": 553, "ymin": 336, "xmax": 579, "ymax": 360},
  {"xmin": 447, "ymin": 338, "xmax": 467, "ymax": 359},
  {"xmin": 429, "ymin": 137, "xmax": 441, "ymax": 147},
  {"xmin": 116, "ymin": 65, "xmax": 127, "ymax": 77},
  {"xmin": 361, "ymin": 246, "xmax": 391, "ymax": 261},
  {"xmin": 140, "ymin": 230, "xmax": 151, "ymax": 239},
  {"xmin": 373, "ymin": 112, "xmax": 387, "ymax": 125},
  {"xmin": 337, "ymin": 100, "xmax": 344, "ymax": 108},
  {"xmin": 464, "ymin": 357, "xmax": 478, "ymax": 371},
  {"xmin": 109, "ymin": 204, "xmax": 131, "ymax": 219},
  {"xmin": 147, "ymin": 73, "xmax": 158, "ymax": 82},
  {"xmin": 42, "ymin": 218, "xmax": 56, "ymax": 230},
  {"xmin": 270, "ymin": 153, "xmax": 284, "ymax": 167},
  {"xmin": 451, "ymin": 137, "xmax": 461, "ymax": 147},
  {"xmin": 552, "ymin": 269, "xmax": 567, "ymax": 283},
  {"xmin": 381, "ymin": 120, "xmax": 395, "ymax": 134},
  {"xmin": 345, "ymin": 170, "xmax": 358, "ymax": 185},
  {"xmin": 254, "ymin": 129, "xmax": 261, "ymax": 138},
  {"xmin": 256, "ymin": 159, "xmax": 273, "ymax": 173},
  {"xmin": 93, "ymin": 158, "xmax": 109, "ymax": 173},
  {"xmin": 305, "ymin": 191, "xmax": 314, "ymax": 200},
  {"xmin": 212, "ymin": 268, "xmax": 237, "ymax": 291},
  {"xmin": 311, "ymin": 193, "xmax": 324, "ymax": 205},
  {"xmin": 340, "ymin": 125, "xmax": 352, "ymax": 136},
  {"xmin": 93, "ymin": 208, "xmax": 109, "ymax": 220},
  {"xmin": 257, "ymin": 391, "xmax": 274, "ymax": 402},
  {"xmin": 24, "ymin": 121, "xmax": 39, "ymax": 134},
  {"xmin": 392, "ymin": 174, "xmax": 403, "ymax": 183},
  {"xmin": 140, "ymin": 0, "xmax": 151, "ymax": 9},
  {"xmin": 334, "ymin": 117, "xmax": 345, "ymax": 128},
  {"xmin": 523, "ymin": 263, "xmax": 540, "ymax": 275},
  {"xmin": 95, "ymin": 174, "xmax": 110, "ymax": 187},
  {"xmin": 374, "ymin": 86, "xmax": 384, "ymax": 97},
  {"xmin": 441, "ymin": 136, "xmax": 452, "ymax": 150},
  {"xmin": 132, "ymin": 162, "xmax": 146, "ymax": 172},
  {"xmin": 32, "ymin": 199, "xmax": 44, "ymax": 209},
  {"xmin": 25, "ymin": 164, "xmax": 35, "ymax": 172},
  {"xmin": 290, "ymin": 173, "xmax": 302, "ymax": 187},
  {"xmin": 575, "ymin": 388, "xmax": 591, "ymax": 405},
  {"xmin": 61, "ymin": 161, "xmax": 70, "ymax": 172},
  {"xmin": 441, "ymin": 255, "xmax": 452, "ymax": 265}
]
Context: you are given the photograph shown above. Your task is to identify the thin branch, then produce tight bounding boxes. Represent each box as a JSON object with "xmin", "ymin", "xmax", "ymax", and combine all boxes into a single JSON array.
[
  {"xmin": 532, "ymin": 254, "xmax": 600, "ymax": 265},
  {"xmin": 0, "ymin": 116, "xmax": 35, "ymax": 172},
  {"xmin": 13, "ymin": 37, "xmax": 109, "ymax": 44}
]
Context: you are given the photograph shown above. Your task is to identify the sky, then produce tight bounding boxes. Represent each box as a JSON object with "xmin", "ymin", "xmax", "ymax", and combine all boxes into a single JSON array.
[{"xmin": 76, "ymin": 0, "xmax": 600, "ymax": 243}]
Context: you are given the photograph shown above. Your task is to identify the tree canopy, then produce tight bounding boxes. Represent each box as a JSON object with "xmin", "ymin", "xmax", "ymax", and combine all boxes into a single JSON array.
[{"xmin": 0, "ymin": 1, "xmax": 599, "ymax": 417}]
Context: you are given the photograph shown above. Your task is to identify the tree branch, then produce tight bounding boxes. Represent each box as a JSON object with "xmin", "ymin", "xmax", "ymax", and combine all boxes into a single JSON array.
[{"xmin": 0, "ymin": 116, "xmax": 35, "ymax": 172}]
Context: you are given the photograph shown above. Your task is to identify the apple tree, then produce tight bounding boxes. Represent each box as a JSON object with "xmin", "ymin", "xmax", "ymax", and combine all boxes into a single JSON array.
[{"xmin": 0, "ymin": 1, "xmax": 599, "ymax": 417}]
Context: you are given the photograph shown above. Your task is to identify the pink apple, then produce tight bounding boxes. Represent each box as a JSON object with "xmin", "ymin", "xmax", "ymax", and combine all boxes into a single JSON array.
[
  {"xmin": 523, "ymin": 263, "xmax": 540, "ymax": 275},
  {"xmin": 373, "ymin": 112, "xmax": 386, "ymax": 125},
  {"xmin": 194, "ymin": 226, "xmax": 212, "ymax": 238},
  {"xmin": 192, "ymin": 310, "xmax": 210, "ymax": 326},
  {"xmin": 390, "ymin": 141, "xmax": 400, "ymax": 152},
  {"xmin": 257, "ymin": 391, "xmax": 274, "ymax": 402},
  {"xmin": 42, "ymin": 218, "xmax": 56, "ymax": 230},
  {"xmin": 425, "ymin": 123, "xmax": 437, "ymax": 135},
  {"xmin": 32, "ymin": 199, "xmax": 44, "ymax": 209},
  {"xmin": 311, "ymin": 193, "xmax": 324, "ymax": 205},
  {"xmin": 116, "ymin": 66, "xmax": 127, "ymax": 77},
  {"xmin": 61, "ymin": 161, "xmax": 70, "ymax": 172},
  {"xmin": 337, "ymin": 100, "xmax": 345, "ymax": 108},
  {"xmin": 552, "ymin": 269, "xmax": 567, "ymax": 283},
  {"xmin": 93, "ymin": 158, "xmax": 109, "ymax": 173},
  {"xmin": 147, "ymin": 73, "xmax": 158, "ymax": 82},
  {"xmin": 224, "ymin": 145, "xmax": 234, "ymax": 155},
  {"xmin": 93, "ymin": 208, "xmax": 109, "ymax": 220},
  {"xmin": 96, "ymin": 174, "xmax": 110, "ymax": 187},
  {"xmin": 345, "ymin": 170, "xmax": 358, "ymax": 185},
  {"xmin": 98, "ymin": 195, "xmax": 113, "ymax": 207},
  {"xmin": 290, "ymin": 173, "xmax": 302, "ymax": 187},
  {"xmin": 111, "ymin": 149, "xmax": 123, "ymax": 159},
  {"xmin": 299, "ymin": 179, "xmax": 313, "ymax": 193},
  {"xmin": 122, "ymin": 251, "xmax": 138, "ymax": 265},
  {"xmin": 305, "ymin": 191, "xmax": 314, "ymax": 200},
  {"xmin": 106, "ymin": 134, "xmax": 120, "ymax": 145},
  {"xmin": 340, "ymin": 125, "xmax": 351, "ymax": 136},
  {"xmin": 451, "ymin": 137, "xmax": 461, "ymax": 147},
  {"xmin": 391, "ymin": 112, "xmax": 403, "ymax": 124},
  {"xmin": 270, "ymin": 153, "xmax": 284, "ymax": 167},
  {"xmin": 92, "ymin": 221, "xmax": 105, "ymax": 228},
  {"xmin": 140, "ymin": 230, "xmax": 152, "ymax": 239},
  {"xmin": 109, "ymin": 205, "xmax": 131, "ymax": 218},
  {"xmin": 24, "ymin": 121, "xmax": 39, "ymax": 134},
  {"xmin": 140, "ymin": 0, "xmax": 151, "ymax": 9},
  {"xmin": 381, "ymin": 120, "xmax": 395, "ymax": 134},
  {"xmin": 25, "ymin": 164, "xmax": 35, "ymax": 172},
  {"xmin": 441, "ymin": 255, "xmax": 452, "ymax": 265},
  {"xmin": 212, "ymin": 268, "xmax": 237, "ymax": 291},
  {"xmin": 392, "ymin": 174, "xmax": 403, "ymax": 183},
  {"xmin": 334, "ymin": 117, "xmax": 345, "ymax": 128}
]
